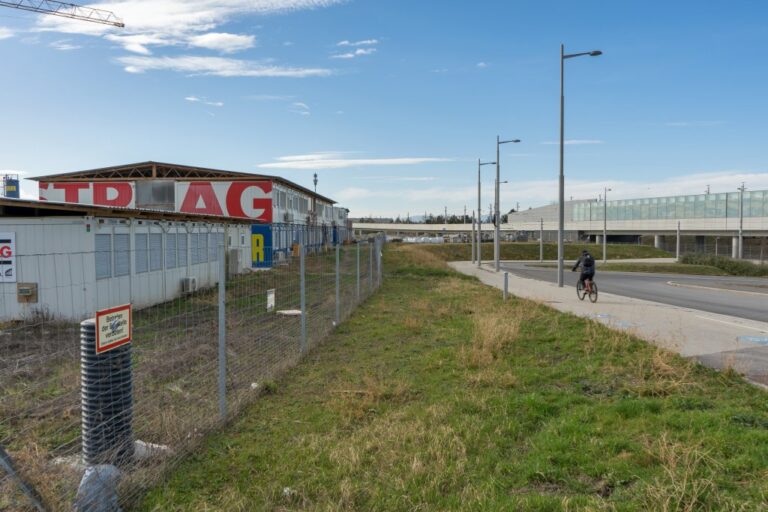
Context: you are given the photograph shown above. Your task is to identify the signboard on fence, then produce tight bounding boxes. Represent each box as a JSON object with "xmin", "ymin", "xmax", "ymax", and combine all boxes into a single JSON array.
[
  {"xmin": 251, "ymin": 224, "xmax": 273, "ymax": 269},
  {"xmin": 95, "ymin": 304, "xmax": 132, "ymax": 354},
  {"xmin": 0, "ymin": 233, "xmax": 16, "ymax": 283}
]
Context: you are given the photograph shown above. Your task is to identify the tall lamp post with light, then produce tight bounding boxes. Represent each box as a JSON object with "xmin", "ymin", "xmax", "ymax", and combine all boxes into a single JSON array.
[
  {"xmin": 557, "ymin": 44, "xmax": 602, "ymax": 287},
  {"xmin": 602, "ymin": 187, "xmax": 611, "ymax": 263},
  {"xmin": 495, "ymin": 137, "xmax": 521, "ymax": 272},
  {"xmin": 477, "ymin": 159, "xmax": 496, "ymax": 268}
]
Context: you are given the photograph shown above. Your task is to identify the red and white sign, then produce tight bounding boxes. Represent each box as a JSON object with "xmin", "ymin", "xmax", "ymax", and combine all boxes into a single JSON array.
[
  {"xmin": 0, "ymin": 232, "xmax": 16, "ymax": 283},
  {"xmin": 37, "ymin": 180, "xmax": 272, "ymax": 222},
  {"xmin": 39, "ymin": 182, "xmax": 135, "ymax": 208},
  {"xmin": 95, "ymin": 304, "xmax": 132, "ymax": 354},
  {"xmin": 175, "ymin": 181, "xmax": 272, "ymax": 222}
]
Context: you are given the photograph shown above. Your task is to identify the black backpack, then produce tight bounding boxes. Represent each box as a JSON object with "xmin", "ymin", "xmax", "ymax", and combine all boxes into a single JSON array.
[{"xmin": 583, "ymin": 254, "xmax": 595, "ymax": 269}]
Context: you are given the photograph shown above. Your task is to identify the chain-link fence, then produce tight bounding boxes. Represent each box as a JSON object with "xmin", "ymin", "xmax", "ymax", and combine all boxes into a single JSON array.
[{"xmin": 0, "ymin": 233, "xmax": 384, "ymax": 511}]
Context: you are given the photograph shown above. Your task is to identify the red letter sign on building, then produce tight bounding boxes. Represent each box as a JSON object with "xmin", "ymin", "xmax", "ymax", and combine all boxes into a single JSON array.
[{"xmin": 176, "ymin": 181, "xmax": 272, "ymax": 222}]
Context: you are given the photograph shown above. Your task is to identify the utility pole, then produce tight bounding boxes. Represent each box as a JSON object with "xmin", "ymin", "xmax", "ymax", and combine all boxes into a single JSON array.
[{"xmin": 738, "ymin": 182, "xmax": 746, "ymax": 259}]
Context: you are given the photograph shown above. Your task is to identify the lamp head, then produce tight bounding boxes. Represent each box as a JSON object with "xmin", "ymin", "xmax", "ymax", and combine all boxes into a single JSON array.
[{"xmin": 590, "ymin": 50, "xmax": 603, "ymax": 57}]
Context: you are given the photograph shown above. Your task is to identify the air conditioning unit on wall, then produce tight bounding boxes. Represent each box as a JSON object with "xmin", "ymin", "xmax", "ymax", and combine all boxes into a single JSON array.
[{"xmin": 181, "ymin": 277, "xmax": 198, "ymax": 294}]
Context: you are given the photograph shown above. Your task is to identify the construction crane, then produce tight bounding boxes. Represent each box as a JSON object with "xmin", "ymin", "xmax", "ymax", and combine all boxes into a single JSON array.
[{"xmin": 0, "ymin": 0, "xmax": 124, "ymax": 27}]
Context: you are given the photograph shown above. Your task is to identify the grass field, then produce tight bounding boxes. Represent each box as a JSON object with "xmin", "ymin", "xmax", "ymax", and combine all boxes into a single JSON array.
[
  {"xmin": 422, "ymin": 242, "xmax": 670, "ymax": 262},
  {"xmin": 141, "ymin": 244, "xmax": 768, "ymax": 511}
]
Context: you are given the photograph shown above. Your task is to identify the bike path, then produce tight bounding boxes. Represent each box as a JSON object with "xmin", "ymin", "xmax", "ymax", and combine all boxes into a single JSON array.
[{"xmin": 449, "ymin": 261, "xmax": 768, "ymax": 387}]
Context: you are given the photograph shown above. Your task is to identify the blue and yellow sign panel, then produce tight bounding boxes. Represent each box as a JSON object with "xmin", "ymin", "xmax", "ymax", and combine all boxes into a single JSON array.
[{"xmin": 251, "ymin": 225, "xmax": 273, "ymax": 268}]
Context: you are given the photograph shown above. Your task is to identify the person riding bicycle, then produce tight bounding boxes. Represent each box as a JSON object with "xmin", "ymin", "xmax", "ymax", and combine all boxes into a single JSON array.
[{"xmin": 572, "ymin": 249, "xmax": 596, "ymax": 291}]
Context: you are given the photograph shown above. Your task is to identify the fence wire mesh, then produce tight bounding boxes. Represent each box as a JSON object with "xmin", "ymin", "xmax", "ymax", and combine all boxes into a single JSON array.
[{"xmin": 0, "ymin": 227, "xmax": 384, "ymax": 511}]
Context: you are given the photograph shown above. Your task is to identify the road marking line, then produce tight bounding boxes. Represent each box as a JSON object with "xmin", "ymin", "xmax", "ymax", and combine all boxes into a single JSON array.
[
  {"xmin": 694, "ymin": 315, "xmax": 768, "ymax": 333},
  {"xmin": 667, "ymin": 280, "xmax": 768, "ymax": 297}
]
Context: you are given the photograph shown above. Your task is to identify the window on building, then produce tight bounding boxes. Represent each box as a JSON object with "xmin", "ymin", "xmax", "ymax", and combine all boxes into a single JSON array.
[
  {"xmin": 190, "ymin": 233, "xmax": 199, "ymax": 264},
  {"xmin": 149, "ymin": 233, "xmax": 163, "ymax": 271},
  {"xmin": 208, "ymin": 232, "xmax": 218, "ymax": 261},
  {"xmin": 199, "ymin": 232, "xmax": 208, "ymax": 263},
  {"xmin": 95, "ymin": 234, "xmax": 112, "ymax": 280},
  {"xmin": 113, "ymin": 234, "xmax": 130, "ymax": 277},
  {"xmin": 178, "ymin": 233, "xmax": 188, "ymax": 266},
  {"xmin": 135, "ymin": 233, "xmax": 149, "ymax": 273},
  {"xmin": 166, "ymin": 232, "xmax": 177, "ymax": 269}
]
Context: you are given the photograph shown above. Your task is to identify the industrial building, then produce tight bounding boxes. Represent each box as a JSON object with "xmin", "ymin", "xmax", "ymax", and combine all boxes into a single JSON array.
[{"xmin": 0, "ymin": 162, "xmax": 351, "ymax": 321}]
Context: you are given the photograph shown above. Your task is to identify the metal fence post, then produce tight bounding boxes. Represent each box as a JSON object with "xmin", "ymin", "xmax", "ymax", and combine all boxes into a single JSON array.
[
  {"xmin": 503, "ymin": 272, "xmax": 509, "ymax": 301},
  {"xmin": 356, "ymin": 241, "xmax": 360, "ymax": 301},
  {"xmin": 218, "ymin": 243, "xmax": 226, "ymax": 420},
  {"xmin": 369, "ymin": 241, "xmax": 373, "ymax": 293},
  {"xmin": 540, "ymin": 218, "xmax": 544, "ymax": 262},
  {"xmin": 0, "ymin": 446, "xmax": 46, "ymax": 512},
  {"xmin": 300, "ymin": 243, "xmax": 307, "ymax": 353},
  {"xmin": 335, "ymin": 243, "xmax": 340, "ymax": 326},
  {"xmin": 676, "ymin": 222, "xmax": 681, "ymax": 262},
  {"xmin": 377, "ymin": 237, "xmax": 382, "ymax": 287}
]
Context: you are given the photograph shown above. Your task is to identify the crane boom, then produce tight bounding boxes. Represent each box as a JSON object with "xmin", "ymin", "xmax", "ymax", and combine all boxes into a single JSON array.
[{"xmin": 0, "ymin": 0, "xmax": 124, "ymax": 27}]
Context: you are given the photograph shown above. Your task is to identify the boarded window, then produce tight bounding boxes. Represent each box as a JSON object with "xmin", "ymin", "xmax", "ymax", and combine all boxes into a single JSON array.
[
  {"xmin": 95, "ymin": 234, "xmax": 112, "ymax": 280},
  {"xmin": 135, "ymin": 233, "xmax": 148, "ymax": 273},
  {"xmin": 166, "ymin": 233, "xmax": 177, "ymax": 269},
  {"xmin": 178, "ymin": 233, "xmax": 188, "ymax": 266},
  {"xmin": 149, "ymin": 233, "xmax": 163, "ymax": 271},
  {"xmin": 113, "ymin": 234, "xmax": 130, "ymax": 277}
]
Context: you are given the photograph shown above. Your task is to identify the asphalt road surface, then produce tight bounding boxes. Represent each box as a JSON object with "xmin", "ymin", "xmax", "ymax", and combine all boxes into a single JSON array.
[{"xmin": 500, "ymin": 263, "xmax": 768, "ymax": 323}]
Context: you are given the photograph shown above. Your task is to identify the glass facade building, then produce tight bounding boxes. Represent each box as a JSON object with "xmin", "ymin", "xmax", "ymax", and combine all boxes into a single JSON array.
[{"xmin": 572, "ymin": 190, "xmax": 767, "ymax": 222}]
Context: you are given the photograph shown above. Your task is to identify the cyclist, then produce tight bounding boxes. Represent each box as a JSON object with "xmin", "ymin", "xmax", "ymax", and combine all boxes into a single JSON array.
[{"xmin": 572, "ymin": 249, "xmax": 596, "ymax": 293}]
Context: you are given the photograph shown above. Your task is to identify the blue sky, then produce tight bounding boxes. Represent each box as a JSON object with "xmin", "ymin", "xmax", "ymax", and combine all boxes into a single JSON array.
[{"xmin": 1, "ymin": 0, "xmax": 767, "ymax": 218}]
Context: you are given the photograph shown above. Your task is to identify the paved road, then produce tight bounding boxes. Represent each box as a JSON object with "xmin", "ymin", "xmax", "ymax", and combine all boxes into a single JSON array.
[{"xmin": 500, "ymin": 263, "xmax": 768, "ymax": 322}]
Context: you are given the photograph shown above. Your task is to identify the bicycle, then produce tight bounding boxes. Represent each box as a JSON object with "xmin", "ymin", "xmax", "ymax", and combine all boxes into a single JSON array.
[{"xmin": 576, "ymin": 275, "xmax": 598, "ymax": 303}]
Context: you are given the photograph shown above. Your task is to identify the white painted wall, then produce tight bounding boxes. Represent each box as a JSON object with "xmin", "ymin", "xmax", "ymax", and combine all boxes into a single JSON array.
[{"xmin": 0, "ymin": 216, "xmax": 252, "ymax": 321}]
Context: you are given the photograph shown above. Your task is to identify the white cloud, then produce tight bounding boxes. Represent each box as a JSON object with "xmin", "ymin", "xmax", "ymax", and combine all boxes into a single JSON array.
[
  {"xmin": 354, "ymin": 175, "xmax": 437, "ymax": 182},
  {"xmin": 331, "ymin": 47, "xmax": 376, "ymax": 59},
  {"xmin": 188, "ymin": 32, "xmax": 255, "ymax": 53},
  {"xmin": 289, "ymin": 102, "xmax": 311, "ymax": 116},
  {"xmin": 50, "ymin": 39, "xmax": 82, "ymax": 51},
  {"xmin": 259, "ymin": 152, "xmax": 453, "ymax": 170},
  {"xmin": 119, "ymin": 55, "xmax": 332, "ymax": 77},
  {"xmin": 185, "ymin": 95, "xmax": 223, "ymax": 106},
  {"xmin": 34, "ymin": 0, "xmax": 343, "ymax": 70},
  {"xmin": 541, "ymin": 139, "xmax": 604, "ymax": 145},
  {"xmin": 337, "ymin": 39, "xmax": 378, "ymax": 47},
  {"xmin": 0, "ymin": 28, "xmax": 14, "ymax": 40},
  {"xmin": 476, "ymin": 62, "xmax": 488, "ymax": 68}
]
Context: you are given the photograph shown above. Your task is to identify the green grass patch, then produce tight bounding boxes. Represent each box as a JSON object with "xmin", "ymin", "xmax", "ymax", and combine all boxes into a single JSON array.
[
  {"xmin": 140, "ymin": 244, "xmax": 768, "ymax": 511},
  {"xmin": 422, "ymin": 242, "xmax": 670, "ymax": 262},
  {"xmin": 680, "ymin": 254, "xmax": 768, "ymax": 277}
]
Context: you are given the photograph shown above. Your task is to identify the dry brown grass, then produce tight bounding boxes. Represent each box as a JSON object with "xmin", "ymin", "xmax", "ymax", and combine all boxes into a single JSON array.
[
  {"xmin": 391, "ymin": 244, "xmax": 449, "ymax": 270},
  {"xmin": 460, "ymin": 309, "xmax": 521, "ymax": 369},
  {"xmin": 626, "ymin": 348, "xmax": 702, "ymax": 397},
  {"xmin": 328, "ymin": 373, "xmax": 413, "ymax": 422},
  {"xmin": 639, "ymin": 433, "xmax": 732, "ymax": 512}
]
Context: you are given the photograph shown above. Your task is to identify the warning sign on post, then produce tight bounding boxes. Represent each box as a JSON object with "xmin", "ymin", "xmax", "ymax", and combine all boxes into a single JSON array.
[{"xmin": 95, "ymin": 304, "xmax": 132, "ymax": 354}]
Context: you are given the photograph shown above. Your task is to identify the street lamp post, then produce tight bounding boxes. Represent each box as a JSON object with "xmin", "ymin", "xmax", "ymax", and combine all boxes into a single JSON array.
[
  {"xmin": 603, "ymin": 187, "xmax": 611, "ymax": 263},
  {"xmin": 738, "ymin": 182, "xmax": 746, "ymax": 259},
  {"xmin": 558, "ymin": 44, "xmax": 602, "ymax": 287},
  {"xmin": 477, "ymin": 159, "xmax": 496, "ymax": 268},
  {"xmin": 495, "ymin": 137, "xmax": 521, "ymax": 272}
]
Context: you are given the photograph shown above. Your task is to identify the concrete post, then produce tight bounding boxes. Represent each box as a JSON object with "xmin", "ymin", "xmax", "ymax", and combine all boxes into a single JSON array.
[
  {"xmin": 732, "ymin": 237, "xmax": 739, "ymax": 259},
  {"xmin": 676, "ymin": 222, "xmax": 681, "ymax": 261},
  {"xmin": 503, "ymin": 272, "xmax": 509, "ymax": 301},
  {"xmin": 654, "ymin": 235, "xmax": 663, "ymax": 250}
]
